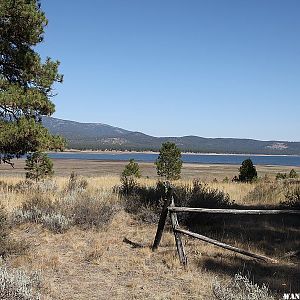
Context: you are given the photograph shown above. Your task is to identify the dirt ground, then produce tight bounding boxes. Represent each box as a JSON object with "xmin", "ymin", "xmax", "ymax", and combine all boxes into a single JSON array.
[{"xmin": 1, "ymin": 158, "xmax": 299, "ymax": 180}]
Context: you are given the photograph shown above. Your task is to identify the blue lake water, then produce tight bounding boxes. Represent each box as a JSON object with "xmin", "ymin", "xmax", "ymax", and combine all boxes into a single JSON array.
[{"xmin": 48, "ymin": 152, "xmax": 300, "ymax": 167}]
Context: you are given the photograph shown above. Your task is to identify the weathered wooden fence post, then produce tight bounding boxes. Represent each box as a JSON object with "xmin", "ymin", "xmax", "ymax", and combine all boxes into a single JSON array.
[
  {"xmin": 152, "ymin": 182, "xmax": 172, "ymax": 251},
  {"xmin": 170, "ymin": 196, "xmax": 187, "ymax": 266}
]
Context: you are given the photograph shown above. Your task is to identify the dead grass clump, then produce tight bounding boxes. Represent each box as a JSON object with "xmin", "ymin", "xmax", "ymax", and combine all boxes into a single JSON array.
[
  {"xmin": 243, "ymin": 181, "xmax": 284, "ymax": 205},
  {"xmin": 0, "ymin": 265, "xmax": 41, "ymax": 300},
  {"xmin": 213, "ymin": 273, "xmax": 275, "ymax": 300},
  {"xmin": 0, "ymin": 206, "xmax": 26, "ymax": 258}
]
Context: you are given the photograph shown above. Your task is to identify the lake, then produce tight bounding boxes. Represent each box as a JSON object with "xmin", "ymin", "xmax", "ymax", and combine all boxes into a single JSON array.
[{"xmin": 48, "ymin": 152, "xmax": 300, "ymax": 167}]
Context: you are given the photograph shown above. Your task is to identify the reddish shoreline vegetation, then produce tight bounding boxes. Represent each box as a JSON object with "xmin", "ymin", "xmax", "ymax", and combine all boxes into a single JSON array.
[{"xmin": 0, "ymin": 160, "xmax": 299, "ymax": 299}]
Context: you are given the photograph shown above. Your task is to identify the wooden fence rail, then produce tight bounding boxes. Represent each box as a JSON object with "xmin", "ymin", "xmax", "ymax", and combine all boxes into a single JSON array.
[
  {"xmin": 152, "ymin": 189, "xmax": 300, "ymax": 266},
  {"xmin": 168, "ymin": 207, "xmax": 300, "ymax": 215}
]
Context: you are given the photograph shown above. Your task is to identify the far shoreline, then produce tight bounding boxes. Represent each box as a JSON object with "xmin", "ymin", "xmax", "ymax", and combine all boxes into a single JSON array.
[{"xmin": 49, "ymin": 149, "xmax": 300, "ymax": 157}]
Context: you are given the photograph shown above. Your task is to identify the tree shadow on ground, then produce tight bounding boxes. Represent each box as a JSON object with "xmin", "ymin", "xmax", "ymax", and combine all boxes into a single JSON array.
[
  {"xmin": 200, "ymin": 255, "xmax": 300, "ymax": 294},
  {"xmin": 185, "ymin": 205, "xmax": 300, "ymax": 293}
]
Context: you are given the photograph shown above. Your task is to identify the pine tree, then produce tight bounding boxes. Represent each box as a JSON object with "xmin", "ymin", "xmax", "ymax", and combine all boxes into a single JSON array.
[
  {"xmin": 0, "ymin": 0, "xmax": 65, "ymax": 165},
  {"xmin": 25, "ymin": 151, "xmax": 54, "ymax": 181},
  {"xmin": 120, "ymin": 159, "xmax": 141, "ymax": 194},
  {"xmin": 238, "ymin": 159, "xmax": 257, "ymax": 182},
  {"xmin": 289, "ymin": 169, "xmax": 298, "ymax": 179},
  {"xmin": 155, "ymin": 142, "xmax": 182, "ymax": 180}
]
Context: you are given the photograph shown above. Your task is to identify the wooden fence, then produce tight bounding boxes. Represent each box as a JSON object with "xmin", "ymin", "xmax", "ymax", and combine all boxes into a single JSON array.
[{"xmin": 152, "ymin": 187, "xmax": 300, "ymax": 266}]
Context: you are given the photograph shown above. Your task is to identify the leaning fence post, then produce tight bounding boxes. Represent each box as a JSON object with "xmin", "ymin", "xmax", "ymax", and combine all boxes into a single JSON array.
[
  {"xmin": 170, "ymin": 196, "xmax": 187, "ymax": 266},
  {"xmin": 152, "ymin": 182, "xmax": 172, "ymax": 251}
]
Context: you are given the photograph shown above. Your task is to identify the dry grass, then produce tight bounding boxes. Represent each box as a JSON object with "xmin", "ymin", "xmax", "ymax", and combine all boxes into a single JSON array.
[{"xmin": 0, "ymin": 173, "xmax": 299, "ymax": 299}]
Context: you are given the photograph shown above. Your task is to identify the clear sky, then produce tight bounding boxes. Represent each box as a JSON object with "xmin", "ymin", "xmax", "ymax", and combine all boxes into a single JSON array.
[{"xmin": 38, "ymin": 0, "xmax": 300, "ymax": 141}]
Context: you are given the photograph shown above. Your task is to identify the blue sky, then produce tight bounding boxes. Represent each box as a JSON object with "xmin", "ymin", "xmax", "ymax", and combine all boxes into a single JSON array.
[{"xmin": 38, "ymin": 0, "xmax": 300, "ymax": 141}]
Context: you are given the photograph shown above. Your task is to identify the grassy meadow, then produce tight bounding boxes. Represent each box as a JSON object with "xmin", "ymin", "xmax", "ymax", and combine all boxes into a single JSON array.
[{"xmin": 0, "ymin": 159, "xmax": 299, "ymax": 299}]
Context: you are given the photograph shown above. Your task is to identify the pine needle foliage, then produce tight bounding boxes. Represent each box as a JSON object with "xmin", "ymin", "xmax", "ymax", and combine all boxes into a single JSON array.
[
  {"xmin": 25, "ymin": 151, "xmax": 54, "ymax": 181},
  {"xmin": 155, "ymin": 142, "xmax": 182, "ymax": 180},
  {"xmin": 0, "ymin": 0, "xmax": 65, "ymax": 165}
]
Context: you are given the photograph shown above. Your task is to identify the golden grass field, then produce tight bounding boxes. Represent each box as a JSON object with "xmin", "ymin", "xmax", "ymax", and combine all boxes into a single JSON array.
[{"xmin": 0, "ymin": 160, "xmax": 299, "ymax": 299}]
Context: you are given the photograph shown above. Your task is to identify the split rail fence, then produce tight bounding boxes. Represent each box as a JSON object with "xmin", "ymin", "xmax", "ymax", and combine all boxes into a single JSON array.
[{"xmin": 152, "ymin": 187, "xmax": 300, "ymax": 266}]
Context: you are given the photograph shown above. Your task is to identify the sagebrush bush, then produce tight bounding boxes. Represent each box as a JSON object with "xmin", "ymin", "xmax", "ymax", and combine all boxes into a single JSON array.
[
  {"xmin": 0, "ymin": 265, "xmax": 41, "ymax": 300},
  {"xmin": 0, "ymin": 206, "xmax": 27, "ymax": 257},
  {"xmin": 213, "ymin": 273, "xmax": 275, "ymax": 300},
  {"xmin": 13, "ymin": 196, "xmax": 72, "ymax": 233},
  {"xmin": 119, "ymin": 179, "xmax": 233, "ymax": 225},
  {"xmin": 281, "ymin": 185, "xmax": 300, "ymax": 209},
  {"xmin": 0, "ymin": 206, "xmax": 9, "ymax": 257},
  {"xmin": 123, "ymin": 195, "xmax": 162, "ymax": 224},
  {"xmin": 66, "ymin": 193, "xmax": 120, "ymax": 229},
  {"xmin": 244, "ymin": 182, "xmax": 283, "ymax": 203},
  {"xmin": 0, "ymin": 180, "xmax": 33, "ymax": 193},
  {"xmin": 119, "ymin": 181, "xmax": 165, "ymax": 224},
  {"xmin": 14, "ymin": 188, "xmax": 120, "ymax": 232},
  {"xmin": 66, "ymin": 172, "xmax": 88, "ymax": 192},
  {"xmin": 34, "ymin": 180, "xmax": 58, "ymax": 193},
  {"xmin": 184, "ymin": 179, "xmax": 233, "ymax": 208}
]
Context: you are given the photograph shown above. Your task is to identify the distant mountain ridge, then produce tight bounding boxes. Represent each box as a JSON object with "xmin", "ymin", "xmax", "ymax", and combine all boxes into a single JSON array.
[{"xmin": 42, "ymin": 117, "xmax": 300, "ymax": 155}]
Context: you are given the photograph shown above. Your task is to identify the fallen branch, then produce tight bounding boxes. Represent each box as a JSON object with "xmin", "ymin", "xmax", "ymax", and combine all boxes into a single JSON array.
[{"xmin": 123, "ymin": 237, "xmax": 145, "ymax": 248}]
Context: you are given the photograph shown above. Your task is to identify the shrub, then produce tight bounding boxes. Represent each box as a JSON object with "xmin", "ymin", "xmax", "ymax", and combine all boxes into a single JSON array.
[
  {"xmin": 0, "ymin": 206, "xmax": 9, "ymax": 257},
  {"xmin": 0, "ymin": 206, "xmax": 27, "ymax": 257},
  {"xmin": 213, "ymin": 273, "xmax": 275, "ymax": 300},
  {"xmin": 66, "ymin": 172, "xmax": 88, "ymax": 192},
  {"xmin": 281, "ymin": 185, "xmax": 300, "ymax": 209},
  {"xmin": 25, "ymin": 151, "xmax": 54, "ymax": 182},
  {"xmin": 222, "ymin": 177, "xmax": 229, "ymax": 183},
  {"xmin": 13, "ymin": 197, "xmax": 72, "ymax": 233},
  {"xmin": 0, "ymin": 265, "xmax": 41, "ymax": 300},
  {"xmin": 289, "ymin": 169, "xmax": 298, "ymax": 179},
  {"xmin": 238, "ymin": 159, "xmax": 257, "ymax": 183},
  {"xmin": 34, "ymin": 180, "xmax": 58, "ymax": 193},
  {"xmin": 185, "ymin": 179, "xmax": 233, "ymax": 209},
  {"xmin": 120, "ymin": 179, "xmax": 233, "ymax": 225},
  {"xmin": 120, "ymin": 181, "xmax": 167, "ymax": 224},
  {"xmin": 179, "ymin": 179, "xmax": 234, "ymax": 227},
  {"xmin": 0, "ymin": 180, "xmax": 34, "ymax": 193},
  {"xmin": 123, "ymin": 194, "xmax": 163, "ymax": 224},
  {"xmin": 276, "ymin": 172, "xmax": 287, "ymax": 180},
  {"xmin": 244, "ymin": 182, "xmax": 283, "ymax": 203},
  {"xmin": 68, "ymin": 193, "xmax": 120, "ymax": 229}
]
